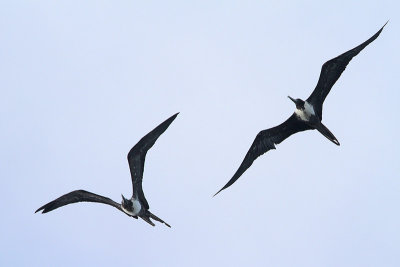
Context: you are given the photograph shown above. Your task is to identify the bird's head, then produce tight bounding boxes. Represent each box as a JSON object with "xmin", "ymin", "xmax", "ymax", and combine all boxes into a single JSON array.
[
  {"xmin": 288, "ymin": 96, "xmax": 305, "ymax": 109},
  {"xmin": 121, "ymin": 194, "xmax": 132, "ymax": 210}
]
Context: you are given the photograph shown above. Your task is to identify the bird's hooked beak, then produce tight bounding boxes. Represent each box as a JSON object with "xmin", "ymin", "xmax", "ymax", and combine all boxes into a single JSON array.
[{"xmin": 288, "ymin": 96, "xmax": 296, "ymax": 104}]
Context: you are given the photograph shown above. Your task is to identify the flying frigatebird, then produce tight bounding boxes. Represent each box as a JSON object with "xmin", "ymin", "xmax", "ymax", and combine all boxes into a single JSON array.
[
  {"xmin": 214, "ymin": 23, "xmax": 387, "ymax": 196},
  {"xmin": 36, "ymin": 113, "xmax": 179, "ymax": 227}
]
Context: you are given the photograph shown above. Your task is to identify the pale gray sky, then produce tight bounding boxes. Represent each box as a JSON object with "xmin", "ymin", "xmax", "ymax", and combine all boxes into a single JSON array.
[{"xmin": 1, "ymin": 1, "xmax": 399, "ymax": 266}]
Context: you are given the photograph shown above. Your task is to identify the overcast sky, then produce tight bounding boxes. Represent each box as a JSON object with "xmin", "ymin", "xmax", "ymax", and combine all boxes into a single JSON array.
[{"xmin": 1, "ymin": 1, "xmax": 399, "ymax": 266}]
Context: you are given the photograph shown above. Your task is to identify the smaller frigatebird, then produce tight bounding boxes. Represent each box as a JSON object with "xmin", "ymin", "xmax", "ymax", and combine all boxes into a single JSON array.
[
  {"xmin": 214, "ymin": 22, "xmax": 387, "ymax": 196},
  {"xmin": 36, "ymin": 113, "xmax": 179, "ymax": 227}
]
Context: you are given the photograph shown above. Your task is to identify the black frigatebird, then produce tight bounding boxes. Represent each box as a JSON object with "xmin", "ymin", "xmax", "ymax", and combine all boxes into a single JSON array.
[
  {"xmin": 214, "ymin": 23, "xmax": 387, "ymax": 196},
  {"xmin": 36, "ymin": 113, "xmax": 179, "ymax": 227}
]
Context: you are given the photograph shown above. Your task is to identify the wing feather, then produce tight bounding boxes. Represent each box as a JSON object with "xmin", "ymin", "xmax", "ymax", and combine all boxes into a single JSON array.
[
  {"xmin": 127, "ymin": 113, "xmax": 179, "ymax": 209},
  {"xmin": 214, "ymin": 114, "xmax": 311, "ymax": 196},
  {"xmin": 307, "ymin": 22, "xmax": 386, "ymax": 119},
  {"xmin": 35, "ymin": 190, "xmax": 122, "ymax": 213}
]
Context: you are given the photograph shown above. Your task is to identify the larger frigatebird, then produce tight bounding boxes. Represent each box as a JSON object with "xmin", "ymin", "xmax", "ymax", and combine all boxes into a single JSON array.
[
  {"xmin": 214, "ymin": 23, "xmax": 387, "ymax": 196},
  {"xmin": 36, "ymin": 113, "xmax": 179, "ymax": 227}
]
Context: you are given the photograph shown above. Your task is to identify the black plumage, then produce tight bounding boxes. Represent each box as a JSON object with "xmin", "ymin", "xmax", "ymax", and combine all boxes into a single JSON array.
[
  {"xmin": 214, "ymin": 23, "xmax": 386, "ymax": 196},
  {"xmin": 36, "ymin": 113, "xmax": 179, "ymax": 227},
  {"xmin": 35, "ymin": 190, "xmax": 122, "ymax": 213},
  {"xmin": 307, "ymin": 22, "xmax": 387, "ymax": 119}
]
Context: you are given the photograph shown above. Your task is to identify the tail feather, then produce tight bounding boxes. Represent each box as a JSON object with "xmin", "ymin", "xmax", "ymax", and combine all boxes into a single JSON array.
[
  {"xmin": 315, "ymin": 122, "xmax": 340, "ymax": 146},
  {"xmin": 148, "ymin": 211, "xmax": 171, "ymax": 228},
  {"xmin": 140, "ymin": 215, "xmax": 155, "ymax": 227}
]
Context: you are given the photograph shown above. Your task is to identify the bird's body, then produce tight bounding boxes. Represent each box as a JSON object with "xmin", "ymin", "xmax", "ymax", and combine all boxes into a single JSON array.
[
  {"xmin": 215, "ymin": 22, "xmax": 387, "ymax": 196},
  {"xmin": 295, "ymin": 101, "xmax": 316, "ymax": 122},
  {"xmin": 36, "ymin": 113, "xmax": 179, "ymax": 227}
]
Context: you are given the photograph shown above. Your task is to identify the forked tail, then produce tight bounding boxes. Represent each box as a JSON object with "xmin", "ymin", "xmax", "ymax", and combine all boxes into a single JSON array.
[
  {"xmin": 149, "ymin": 211, "xmax": 171, "ymax": 228},
  {"xmin": 315, "ymin": 122, "xmax": 340, "ymax": 146},
  {"xmin": 140, "ymin": 211, "xmax": 171, "ymax": 228}
]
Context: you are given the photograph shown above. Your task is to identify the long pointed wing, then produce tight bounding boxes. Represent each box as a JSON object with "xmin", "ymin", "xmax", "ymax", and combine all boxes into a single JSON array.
[
  {"xmin": 307, "ymin": 22, "xmax": 387, "ymax": 119},
  {"xmin": 35, "ymin": 190, "xmax": 122, "ymax": 213},
  {"xmin": 127, "ymin": 113, "xmax": 179, "ymax": 209},
  {"xmin": 214, "ymin": 114, "xmax": 311, "ymax": 196}
]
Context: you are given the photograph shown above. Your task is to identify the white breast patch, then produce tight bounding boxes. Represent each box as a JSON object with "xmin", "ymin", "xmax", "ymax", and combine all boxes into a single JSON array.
[
  {"xmin": 121, "ymin": 199, "xmax": 142, "ymax": 216},
  {"xmin": 295, "ymin": 101, "xmax": 315, "ymax": 121},
  {"xmin": 132, "ymin": 199, "xmax": 142, "ymax": 214}
]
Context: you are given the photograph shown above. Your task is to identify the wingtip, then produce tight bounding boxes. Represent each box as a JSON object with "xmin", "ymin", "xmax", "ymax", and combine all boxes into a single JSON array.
[
  {"xmin": 35, "ymin": 206, "xmax": 45, "ymax": 214},
  {"xmin": 213, "ymin": 188, "xmax": 224, "ymax": 197},
  {"xmin": 383, "ymin": 20, "xmax": 389, "ymax": 27},
  {"xmin": 378, "ymin": 21, "xmax": 389, "ymax": 33},
  {"xmin": 166, "ymin": 112, "xmax": 179, "ymax": 123}
]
